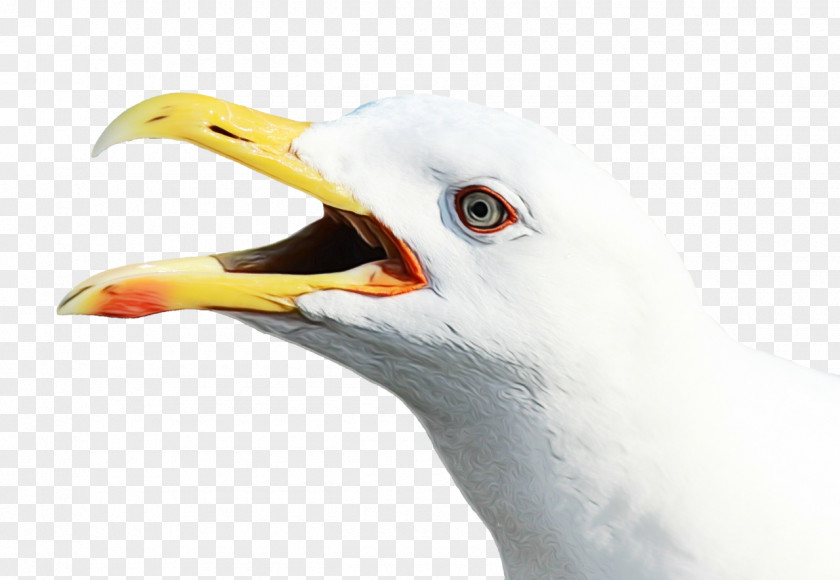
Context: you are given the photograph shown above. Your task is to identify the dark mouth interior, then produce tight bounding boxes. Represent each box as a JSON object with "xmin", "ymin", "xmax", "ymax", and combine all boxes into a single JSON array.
[{"xmin": 213, "ymin": 207, "xmax": 401, "ymax": 276}]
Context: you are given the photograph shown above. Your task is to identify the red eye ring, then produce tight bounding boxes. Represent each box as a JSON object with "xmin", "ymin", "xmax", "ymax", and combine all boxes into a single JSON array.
[{"xmin": 454, "ymin": 186, "xmax": 518, "ymax": 234}]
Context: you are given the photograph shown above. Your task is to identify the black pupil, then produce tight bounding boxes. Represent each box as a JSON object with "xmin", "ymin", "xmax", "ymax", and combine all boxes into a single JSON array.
[{"xmin": 470, "ymin": 199, "xmax": 490, "ymax": 219}]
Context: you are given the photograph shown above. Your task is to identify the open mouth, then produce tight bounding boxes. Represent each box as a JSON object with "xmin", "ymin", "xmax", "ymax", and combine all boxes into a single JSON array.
[
  {"xmin": 56, "ymin": 93, "xmax": 426, "ymax": 319},
  {"xmin": 215, "ymin": 207, "xmax": 420, "ymax": 284}
]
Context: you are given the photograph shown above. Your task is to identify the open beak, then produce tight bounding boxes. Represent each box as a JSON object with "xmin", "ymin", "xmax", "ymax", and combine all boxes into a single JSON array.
[{"xmin": 57, "ymin": 93, "xmax": 425, "ymax": 318}]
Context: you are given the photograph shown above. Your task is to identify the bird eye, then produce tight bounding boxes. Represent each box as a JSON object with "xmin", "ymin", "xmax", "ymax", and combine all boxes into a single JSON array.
[{"xmin": 455, "ymin": 186, "xmax": 517, "ymax": 233}]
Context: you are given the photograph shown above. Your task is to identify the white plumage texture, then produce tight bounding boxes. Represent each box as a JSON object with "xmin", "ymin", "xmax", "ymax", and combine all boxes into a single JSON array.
[
  {"xmin": 58, "ymin": 92, "xmax": 840, "ymax": 579},
  {"xmin": 227, "ymin": 95, "xmax": 840, "ymax": 579}
]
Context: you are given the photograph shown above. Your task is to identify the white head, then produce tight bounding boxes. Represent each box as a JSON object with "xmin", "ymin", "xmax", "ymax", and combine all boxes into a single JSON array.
[
  {"xmin": 59, "ymin": 93, "xmax": 723, "ymax": 578},
  {"xmin": 59, "ymin": 92, "xmax": 707, "ymax": 412},
  {"xmin": 285, "ymin": 96, "xmax": 705, "ymax": 394}
]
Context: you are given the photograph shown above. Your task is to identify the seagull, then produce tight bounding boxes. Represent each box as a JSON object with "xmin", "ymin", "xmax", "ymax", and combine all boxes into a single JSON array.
[{"xmin": 59, "ymin": 93, "xmax": 840, "ymax": 579}]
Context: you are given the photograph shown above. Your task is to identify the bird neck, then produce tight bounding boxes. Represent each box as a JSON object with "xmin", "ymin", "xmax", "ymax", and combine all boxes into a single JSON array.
[
  {"xmin": 406, "ymin": 374, "xmax": 601, "ymax": 578},
  {"xmin": 395, "ymin": 298, "xmax": 726, "ymax": 579}
]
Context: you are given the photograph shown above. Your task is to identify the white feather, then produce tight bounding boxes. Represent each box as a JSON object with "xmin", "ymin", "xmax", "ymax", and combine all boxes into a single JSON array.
[{"xmin": 233, "ymin": 95, "xmax": 840, "ymax": 579}]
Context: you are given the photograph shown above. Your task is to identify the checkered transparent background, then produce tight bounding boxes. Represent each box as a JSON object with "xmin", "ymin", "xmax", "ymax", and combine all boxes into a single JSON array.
[{"xmin": 3, "ymin": 1, "xmax": 840, "ymax": 578}]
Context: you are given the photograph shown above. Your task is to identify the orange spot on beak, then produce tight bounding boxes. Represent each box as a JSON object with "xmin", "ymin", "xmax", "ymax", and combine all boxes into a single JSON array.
[{"xmin": 95, "ymin": 281, "xmax": 171, "ymax": 318}]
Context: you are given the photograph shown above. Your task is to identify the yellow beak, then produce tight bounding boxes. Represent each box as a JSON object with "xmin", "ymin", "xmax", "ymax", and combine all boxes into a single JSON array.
[
  {"xmin": 58, "ymin": 93, "xmax": 424, "ymax": 318},
  {"xmin": 91, "ymin": 92, "xmax": 366, "ymax": 214}
]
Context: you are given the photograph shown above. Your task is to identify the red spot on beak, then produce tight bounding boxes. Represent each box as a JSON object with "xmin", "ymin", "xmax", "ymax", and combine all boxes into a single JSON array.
[{"xmin": 95, "ymin": 281, "xmax": 171, "ymax": 318}]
